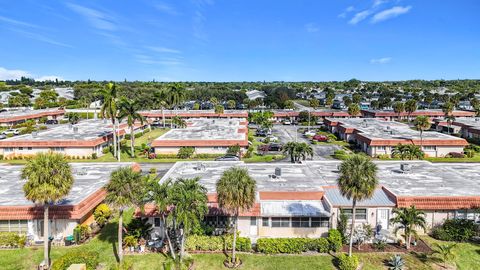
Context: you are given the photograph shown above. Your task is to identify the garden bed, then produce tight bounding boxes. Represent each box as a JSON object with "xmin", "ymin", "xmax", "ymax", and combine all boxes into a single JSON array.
[{"xmin": 341, "ymin": 239, "xmax": 432, "ymax": 254}]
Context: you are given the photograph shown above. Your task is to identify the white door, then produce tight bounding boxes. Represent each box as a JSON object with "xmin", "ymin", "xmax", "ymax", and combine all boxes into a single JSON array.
[
  {"xmin": 376, "ymin": 209, "xmax": 389, "ymax": 230},
  {"xmin": 249, "ymin": 217, "xmax": 258, "ymax": 236}
]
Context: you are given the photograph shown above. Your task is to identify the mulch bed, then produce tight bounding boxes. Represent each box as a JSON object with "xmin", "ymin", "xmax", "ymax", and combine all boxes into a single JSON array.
[{"xmin": 341, "ymin": 239, "xmax": 432, "ymax": 254}]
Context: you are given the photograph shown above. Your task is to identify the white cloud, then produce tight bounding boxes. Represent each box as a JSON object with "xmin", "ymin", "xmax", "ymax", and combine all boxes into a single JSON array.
[
  {"xmin": 66, "ymin": 3, "xmax": 117, "ymax": 31},
  {"xmin": 0, "ymin": 67, "xmax": 31, "ymax": 80},
  {"xmin": 0, "ymin": 15, "xmax": 40, "ymax": 29},
  {"xmin": 371, "ymin": 6, "xmax": 412, "ymax": 23},
  {"xmin": 304, "ymin": 23, "xmax": 319, "ymax": 33},
  {"xmin": 8, "ymin": 28, "xmax": 72, "ymax": 48},
  {"xmin": 0, "ymin": 67, "xmax": 63, "ymax": 81},
  {"xmin": 349, "ymin": 10, "xmax": 372, "ymax": 25},
  {"xmin": 146, "ymin": 46, "xmax": 181, "ymax": 54},
  {"xmin": 373, "ymin": 0, "xmax": 388, "ymax": 8},
  {"xmin": 338, "ymin": 6, "xmax": 355, "ymax": 18},
  {"xmin": 154, "ymin": 3, "xmax": 179, "ymax": 15},
  {"xmin": 370, "ymin": 57, "xmax": 392, "ymax": 64}
]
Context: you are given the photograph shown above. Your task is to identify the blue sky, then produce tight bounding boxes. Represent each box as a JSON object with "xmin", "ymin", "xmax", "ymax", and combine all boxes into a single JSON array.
[{"xmin": 0, "ymin": 0, "xmax": 478, "ymax": 81}]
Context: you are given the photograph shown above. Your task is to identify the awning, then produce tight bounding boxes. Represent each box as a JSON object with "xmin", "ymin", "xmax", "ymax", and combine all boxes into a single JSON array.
[{"xmin": 261, "ymin": 200, "xmax": 331, "ymax": 217}]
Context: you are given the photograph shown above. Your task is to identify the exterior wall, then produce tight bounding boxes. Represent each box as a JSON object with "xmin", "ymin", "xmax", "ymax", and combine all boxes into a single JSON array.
[
  {"xmin": 330, "ymin": 207, "xmax": 393, "ymax": 231},
  {"xmin": 368, "ymin": 145, "xmax": 464, "ymax": 157},
  {"xmin": 155, "ymin": 146, "xmax": 181, "ymax": 155},
  {"xmin": 155, "ymin": 146, "xmax": 247, "ymax": 155},
  {"xmin": 0, "ymin": 143, "xmax": 109, "ymax": 158},
  {"xmin": 31, "ymin": 219, "xmax": 78, "ymax": 242},
  {"xmin": 257, "ymin": 226, "xmax": 328, "ymax": 238}
]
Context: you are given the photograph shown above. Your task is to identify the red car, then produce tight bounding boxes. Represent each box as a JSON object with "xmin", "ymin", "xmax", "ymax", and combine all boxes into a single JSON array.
[{"xmin": 312, "ymin": 135, "xmax": 328, "ymax": 142}]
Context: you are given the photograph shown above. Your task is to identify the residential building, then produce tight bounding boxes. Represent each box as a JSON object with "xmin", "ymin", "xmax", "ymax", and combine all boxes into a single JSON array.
[
  {"xmin": 138, "ymin": 160, "xmax": 480, "ymax": 241},
  {"xmin": 140, "ymin": 109, "xmax": 248, "ymax": 121},
  {"xmin": 151, "ymin": 118, "xmax": 248, "ymax": 155},
  {"xmin": 0, "ymin": 119, "xmax": 144, "ymax": 159},
  {"xmin": 433, "ymin": 117, "xmax": 480, "ymax": 139},
  {"xmin": 0, "ymin": 162, "xmax": 136, "ymax": 243},
  {"xmin": 324, "ymin": 118, "xmax": 468, "ymax": 157},
  {"xmin": 0, "ymin": 108, "xmax": 65, "ymax": 127},
  {"xmin": 361, "ymin": 109, "xmax": 475, "ymax": 120}
]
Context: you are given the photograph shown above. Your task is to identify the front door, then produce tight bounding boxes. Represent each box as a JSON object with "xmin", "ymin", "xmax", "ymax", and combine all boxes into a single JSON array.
[
  {"xmin": 376, "ymin": 209, "xmax": 389, "ymax": 230},
  {"xmin": 249, "ymin": 217, "xmax": 258, "ymax": 236}
]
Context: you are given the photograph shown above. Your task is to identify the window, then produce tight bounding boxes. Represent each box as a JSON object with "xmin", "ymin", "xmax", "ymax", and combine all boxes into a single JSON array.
[
  {"xmin": 271, "ymin": 217, "xmax": 290, "ymax": 227},
  {"xmin": 342, "ymin": 209, "xmax": 367, "ymax": 220},
  {"xmin": 4, "ymin": 147, "xmax": 13, "ymax": 152},
  {"xmin": 311, "ymin": 217, "xmax": 329, "ymax": 227},
  {"xmin": 378, "ymin": 146, "xmax": 386, "ymax": 151},
  {"xmin": 154, "ymin": 218, "xmax": 161, "ymax": 227},
  {"xmin": 250, "ymin": 217, "xmax": 257, "ymax": 226},
  {"xmin": 204, "ymin": 216, "xmax": 228, "ymax": 228},
  {"xmin": 422, "ymin": 146, "xmax": 436, "ymax": 151},
  {"xmin": 262, "ymin": 217, "xmax": 269, "ymax": 227},
  {"xmin": 291, "ymin": 217, "xmax": 310, "ymax": 227},
  {"xmin": 18, "ymin": 147, "xmax": 23, "ymax": 150},
  {"xmin": 0, "ymin": 220, "xmax": 28, "ymax": 234},
  {"xmin": 27, "ymin": 147, "xmax": 32, "ymax": 150},
  {"xmin": 50, "ymin": 147, "xmax": 64, "ymax": 152}
]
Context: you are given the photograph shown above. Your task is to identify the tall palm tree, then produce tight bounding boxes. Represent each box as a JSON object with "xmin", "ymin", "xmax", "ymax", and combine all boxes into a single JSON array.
[
  {"xmin": 405, "ymin": 99, "xmax": 417, "ymax": 121},
  {"xmin": 105, "ymin": 167, "xmax": 147, "ymax": 262},
  {"xmin": 98, "ymin": 82, "xmax": 119, "ymax": 160},
  {"xmin": 282, "ymin": 142, "xmax": 298, "ymax": 163},
  {"xmin": 392, "ymin": 102, "xmax": 405, "ymax": 120},
  {"xmin": 172, "ymin": 116, "xmax": 187, "ymax": 128},
  {"xmin": 337, "ymin": 154, "xmax": 378, "ymax": 256},
  {"xmin": 167, "ymin": 83, "xmax": 186, "ymax": 110},
  {"xmin": 392, "ymin": 144, "xmax": 424, "ymax": 160},
  {"xmin": 432, "ymin": 243, "xmax": 457, "ymax": 268},
  {"xmin": 414, "ymin": 116, "xmax": 431, "ymax": 147},
  {"xmin": 153, "ymin": 89, "xmax": 169, "ymax": 128},
  {"xmin": 22, "ymin": 152, "xmax": 74, "ymax": 267},
  {"xmin": 118, "ymin": 98, "xmax": 145, "ymax": 158},
  {"xmin": 445, "ymin": 115, "xmax": 456, "ymax": 135},
  {"xmin": 215, "ymin": 104, "xmax": 224, "ymax": 114},
  {"xmin": 227, "ymin": 100, "xmax": 236, "ymax": 109},
  {"xmin": 150, "ymin": 179, "xmax": 176, "ymax": 259},
  {"xmin": 347, "ymin": 103, "xmax": 360, "ymax": 118},
  {"xmin": 217, "ymin": 167, "xmax": 256, "ymax": 265},
  {"xmin": 169, "ymin": 178, "xmax": 208, "ymax": 262},
  {"xmin": 390, "ymin": 206, "xmax": 426, "ymax": 250}
]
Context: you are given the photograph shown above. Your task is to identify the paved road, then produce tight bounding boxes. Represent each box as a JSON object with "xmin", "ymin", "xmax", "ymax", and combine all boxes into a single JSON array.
[{"xmin": 272, "ymin": 125, "xmax": 341, "ymax": 160}]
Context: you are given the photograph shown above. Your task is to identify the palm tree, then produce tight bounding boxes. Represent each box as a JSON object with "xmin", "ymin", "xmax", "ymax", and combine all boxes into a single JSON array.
[
  {"xmin": 105, "ymin": 167, "xmax": 147, "ymax": 262},
  {"xmin": 172, "ymin": 116, "xmax": 187, "ymax": 128},
  {"xmin": 153, "ymin": 89, "xmax": 169, "ymax": 128},
  {"xmin": 405, "ymin": 99, "xmax": 417, "ymax": 120},
  {"xmin": 169, "ymin": 178, "xmax": 208, "ymax": 262},
  {"xmin": 215, "ymin": 104, "xmax": 224, "ymax": 114},
  {"xmin": 167, "ymin": 83, "xmax": 186, "ymax": 110},
  {"xmin": 227, "ymin": 100, "xmax": 236, "ymax": 109},
  {"xmin": 432, "ymin": 243, "xmax": 457, "ymax": 268},
  {"xmin": 210, "ymin": 97, "xmax": 219, "ymax": 106},
  {"xmin": 282, "ymin": 142, "xmax": 298, "ymax": 163},
  {"xmin": 150, "ymin": 179, "xmax": 176, "ymax": 259},
  {"xmin": 22, "ymin": 152, "xmax": 74, "ymax": 267},
  {"xmin": 296, "ymin": 142, "xmax": 314, "ymax": 161},
  {"xmin": 217, "ymin": 167, "xmax": 256, "ymax": 265},
  {"xmin": 390, "ymin": 206, "xmax": 427, "ymax": 250},
  {"xmin": 347, "ymin": 103, "xmax": 360, "ymax": 118},
  {"xmin": 67, "ymin": 112, "xmax": 80, "ymax": 125},
  {"xmin": 392, "ymin": 102, "xmax": 405, "ymax": 120},
  {"xmin": 414, "ymin": 116, "xmax": 431, "ymax": 147},
  {"xmin": 98, "ymin": 82, "xmax": 119, "ymax": 160},
  {"xmin": 337, "ymin": 154, "xmax": 378, "ymax": 256},
  {"xmin": 445, "ymin": 115, "xmax": 456, "ymax": 135},
  {"xmin": 118, "ymin": 98, "xmax": 145, "ymax": 158}
]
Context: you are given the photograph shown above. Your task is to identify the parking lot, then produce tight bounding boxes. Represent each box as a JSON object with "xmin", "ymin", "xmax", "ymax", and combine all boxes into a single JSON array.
[{"xmin": 272, "ymin": 125, "xmax": 342, "ymax": 160}]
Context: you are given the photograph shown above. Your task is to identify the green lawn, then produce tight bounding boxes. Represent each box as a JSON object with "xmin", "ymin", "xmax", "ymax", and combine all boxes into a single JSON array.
[
  {"xmin": 426, "ymin": 153, "xmax": 480, "ymax": 163},
  {"xmin": 134, "ymin": 128, "xmax": 169, "ymax": 146}
]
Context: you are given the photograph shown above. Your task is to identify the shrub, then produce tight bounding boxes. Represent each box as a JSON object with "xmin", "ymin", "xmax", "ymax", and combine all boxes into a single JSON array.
[
  {"xmin": 388, "ymin": 254, "xmax": 405, "ymax": 270},
  {"xmin": 377, "ymin": 154, "xmax": 391, "ymax": 160},
  {"xmin": 124, "ymin": 133, "xmax": 131, "ymax": 140},
  {"xmin": 0, "ymin": 232, "xmax": 27, "ymax": 248},
  {"xmin": 91, "ymin": 153, "xmax": 97, "ymax": 159},
  {"xmin": 373, "ymin": 239, "xmax": 387, "ymax": 251},
  {"xmin": 94, "ymin": 203, "xmax": 112, "ymax": 227},
  {"xmin": 431, "ymin": 219, "xmax": 476, "ymax": 242},
  {"xmin": 51, "ymin": 250, "xmax": 99, "ymax": 270},
  {"xmin": 102, "ymin": 146, "xmax": 111, "ymax": 154},
  {"xmin": 333, "ymin": 150, "xmax": 348, "ymax": 160},
  {"xmin": 446, "ymin": 152, "xmax": 465, "ymax": 158},
  {"xmin": 0, "ymin": 155, "xmax": 3, "ymax": 160},
  {"xmin": 73, "ymin": 224, "xmax": 90, "ymax": 243},
  {"xmin": 337, "ymin": 253, "xmax": 359, "ymax": 270},
  {"xmin": 256, "ymin": 238, "xmax": 328, "ymax": 254},
  {"xmin": 227, "ymin": 144, "xmax": 241, "ymax": 156},
  {"xmin": 185, "ymin": 235, "xmax": 251, "ymax": 252},
  {"xmin": 464, "ymin": 149, "xmax": 475, "ymax": 158},
  {"xmin": 177, "ymin": 147, "xmax": 195, "ymax": 159},
  {"xmin": 328, "ymin": 229, "xmax": 343, "ymax": 252},
  {"xmin": 156, "ymin": 154, "xmax": 178, "ymax": 159}
]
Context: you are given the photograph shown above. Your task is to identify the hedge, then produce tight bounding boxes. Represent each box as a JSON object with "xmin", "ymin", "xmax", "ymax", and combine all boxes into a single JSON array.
[
  {"xmin": 431, "ymin": 219, "xmax": 477, "ymax": 242},
  {"xmin": 51, "ymin": 250, "xmax": 99, "ymax": 270},
  {"xmin": 256, "ymin": 237, "xmax": 329, "ymax": 254},
  {"xmin": 185, "ymin": 235, "xmax": 251, "ymax": 252},
  {"xmin": 328, "ymin": 229, "xmax": 343, "ymax": 252},
  {"xmin": 337, "ymin": 253, "xmax": 359, "ymax": 270},
  {"xmin": 0, "ymin": 232, "xmax": 27, "ymax": 248}
]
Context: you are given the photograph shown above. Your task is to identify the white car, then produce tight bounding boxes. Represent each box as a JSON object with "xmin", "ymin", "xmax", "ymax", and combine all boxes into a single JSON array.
[
  {"xmin": 283, "ymin": 120, "xmax": 292, "ymax": 125},
  {"xmin": 304, "ymin": 130, "xmax": 316, "ymax": 137},
  {"xmin": 2, "ymin": 129, "xmax": 20, "ymax": 136},
  {"xmin": 263, "ymin": 135, "xmax": 279, "ymax": 143}
]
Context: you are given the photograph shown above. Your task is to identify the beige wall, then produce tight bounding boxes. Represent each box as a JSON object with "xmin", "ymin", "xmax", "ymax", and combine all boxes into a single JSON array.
[
  {"xmin": 31, "ymin": 219, "xmax": 78, "ymax": 242},
  {"xmin": 330, "ymin": 207, "xmax": 393, "ymax": 231},
  {"xmin": 368, "ymin": 145, "xmax": 464, "ymax": 157},
  {"xmin": 258, "ymin": 226, "xmax": 328, "ymax": 238},
  {"xmin": 155, "ymin": 146, "xmax": 246, "ymax": 155}
]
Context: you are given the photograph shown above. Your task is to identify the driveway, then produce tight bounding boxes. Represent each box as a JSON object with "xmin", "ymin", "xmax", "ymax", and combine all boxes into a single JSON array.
[{"xmin": 272, "ymin": 125, "xmax": 341, "ymax": 160}]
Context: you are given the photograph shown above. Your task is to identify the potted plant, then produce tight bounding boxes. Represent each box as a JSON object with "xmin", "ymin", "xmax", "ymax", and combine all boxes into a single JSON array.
[
  {"xmin": 139, "ymin": 238, "xmax": 146, "ymax": 253},
  {"xmin": 124, "ymin": 235, "xmax": 137, "ymax": 252}
]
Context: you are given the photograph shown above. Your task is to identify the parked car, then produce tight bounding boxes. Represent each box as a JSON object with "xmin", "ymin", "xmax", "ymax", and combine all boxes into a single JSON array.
[
  {"xmin": 304, "ymin": 130, "xmax": 316, "ymax": 137},
  {"xmin": 215, "ymin": 155, "xmax": 240, "ymax": 161},
  {"xmin": 0, "ymin": 134, "xmax": 6, "ymax": 140},
  {"xmin": 262, "ymin": 135, "xmax": 278, "ymax": 143},
  {"xmin": 256, "ymin": 129, "xmax": 267, "ymax": 137},
  {"xmin": 45, "ymin": 119, "xmax": 58, "ymax": 125},
  {"xmin": 312, "ymin": 134, "xmax": 328, "ymax": 142},
  {"xmin": 283, "ymin": 120, "xmax": 292, "ymax": 125},
  {"xmin": 268, "ymin": 143, "xmax": 283, "ymax": 151},
  {"xmin": 2, "ymin": 129, "xmax": 20, "ymax": 136}
]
